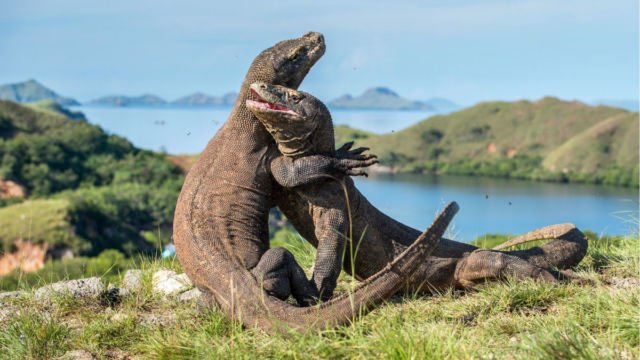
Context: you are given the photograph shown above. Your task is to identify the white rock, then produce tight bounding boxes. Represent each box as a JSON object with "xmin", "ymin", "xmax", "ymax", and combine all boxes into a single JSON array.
[
  {"xmin": 178, "ymin": 287, "xmax": 202, "ymax": 302},
  {"xmin": 152, "ymin": 269, "xmax": 193, "ymax": 296},
  {"xmin": 122, "ymin": 269, "xmax": 143, "ymax": 292},
  {"xmin": 0, "ymin": 291, "xmax": 24, "ymax": 303},
  {"xmin": 0, "ymin": 306, "xmax": 19, "ymax": 322},
  {"xmin": 35, "ymin": 277, "xmax": 105, "ymax": 301},
  {"xmin": 55, "ymin": 350, "xmax": 96, "ymax": 360}
]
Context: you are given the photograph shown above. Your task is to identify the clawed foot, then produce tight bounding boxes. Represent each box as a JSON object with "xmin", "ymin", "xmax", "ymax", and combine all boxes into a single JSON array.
[{"xmin": 335, "ymin": 141, "xmax": 378, "ymax": 176}]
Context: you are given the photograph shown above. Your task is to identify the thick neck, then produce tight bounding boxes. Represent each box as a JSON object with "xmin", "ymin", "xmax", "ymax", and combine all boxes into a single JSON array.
[{"xmin": 227, "ymin": 62, "xmax": 291, "ymax": 145}]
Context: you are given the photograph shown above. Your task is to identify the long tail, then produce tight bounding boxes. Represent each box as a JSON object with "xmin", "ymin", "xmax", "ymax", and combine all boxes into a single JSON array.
[
  {"xmin": 491, "ymin": 223, "xmax": 588, "ymax": 269},
  {"xmin": 199, "ymin": 202, "xmax": 458, "ymax": 333}
]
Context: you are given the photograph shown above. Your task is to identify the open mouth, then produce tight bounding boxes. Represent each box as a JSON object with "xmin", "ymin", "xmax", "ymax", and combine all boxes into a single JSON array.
[{"xmin": 247, "ymin": 89, "xmax": 296, "ymax": 114}]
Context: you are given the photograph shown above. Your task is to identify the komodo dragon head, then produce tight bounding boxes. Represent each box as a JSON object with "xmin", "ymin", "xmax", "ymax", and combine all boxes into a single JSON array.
[
  {"xmin": 248, "ymin": 32, "xmax": 326, "ymax": 90},
  {"xmin": 246, "ymin": 82, "xmax": 334, "ymax": 156}
]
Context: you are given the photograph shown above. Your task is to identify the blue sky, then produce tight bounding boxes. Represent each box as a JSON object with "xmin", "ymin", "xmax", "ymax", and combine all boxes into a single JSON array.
[{"xmin": 0, "ymin": 0, "xmax": 637, "ymax": 105}]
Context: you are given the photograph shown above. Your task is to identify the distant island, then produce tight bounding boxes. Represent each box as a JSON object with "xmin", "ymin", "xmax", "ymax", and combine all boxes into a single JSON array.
[
  {"xmin": 171, "ymin": 92, "xmax": 237, "ymax": 106},
  {"xmin": 87, "ymin": 92, "xmax": 238, "ymax": 107},
  {"xmin": 328, "ymin": 87, "xmax": 460, "ymax": 112},
  {"xmin": 0, "ymin": 79, "xmax": 80, "ymax": 106},
  {"xmin": 87, "ymin": 94, "xmax": 168, "ymax": 107}
]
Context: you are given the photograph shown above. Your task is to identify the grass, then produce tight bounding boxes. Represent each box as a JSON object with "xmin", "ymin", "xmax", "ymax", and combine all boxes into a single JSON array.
[
  {"xmin": 0, "ymin": 231, "xmax": 638, "ymax": 359},
  {"xmin": 0, "ymin": 199, "xmax": 86, "ymax": 253}
]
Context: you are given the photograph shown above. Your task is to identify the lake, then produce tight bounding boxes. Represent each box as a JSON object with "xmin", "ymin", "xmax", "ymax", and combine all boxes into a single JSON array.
[{"xmin": 76, "ymin": 106, "xmax": 638, "ymax": 240}]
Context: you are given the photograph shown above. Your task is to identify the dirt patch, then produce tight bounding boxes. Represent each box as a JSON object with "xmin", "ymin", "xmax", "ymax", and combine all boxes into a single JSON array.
[
  {"xmin": 0, "ymin": 240, "xmax": 47, "ymax": 275},
  {"xmin": 167, "ymin": 155, "xmax": 199, "ymax": 174},
  {"xmin": 0, "ymin": 179, "xmax": 26, "ymax": 198}
]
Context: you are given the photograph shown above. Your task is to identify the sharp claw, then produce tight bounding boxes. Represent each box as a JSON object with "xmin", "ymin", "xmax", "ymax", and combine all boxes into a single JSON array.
[{"xmin": 339, "ymin": 141, "xmax": 354, "ymax": 151}]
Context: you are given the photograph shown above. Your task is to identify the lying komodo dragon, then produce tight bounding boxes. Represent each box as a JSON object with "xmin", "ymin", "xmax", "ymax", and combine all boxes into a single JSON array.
[
  {"xmin": 173, "ymin": 32, "xmax": 459, "ymax": 333},
  {"xmin": 267, "ymin": 87, "xmax": 589, "ymax": 291}
]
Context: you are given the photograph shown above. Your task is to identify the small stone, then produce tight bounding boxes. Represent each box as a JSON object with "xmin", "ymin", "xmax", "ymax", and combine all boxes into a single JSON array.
[
  {"xmin": 607, "ymin": 277, "xmax": 640, "ymax": 289},
  {"xmin": 0, "ymin": 306, "xmax": 19, "ymax": 322},
  {"xmin": 178, "ymin": 287, "xmax": 202, "ymax": 302},
  {"xmin": 122, "ymin": 269, "xmax": 143, "ymax": 292},
  {"xmin": 153, "ymin": 270, "xmax": 193, "ymax": 296},
  {"xmin": 110, "ymin": 312, "xmax": 129, "ymax": 322},
  {"xmin": 55, "ymin": 349, "xmax": 96, "ymax": 360},
  {"xmin": 142, "ymin": 313, "xmax": 176, "ymax": 328},
  {"xmin": 0, "ymin": 290, "xmax": 24, "ymax": 303},
  {"xmin": 35, "ymin": 277, "xmax": 105, "ymax": 301}
]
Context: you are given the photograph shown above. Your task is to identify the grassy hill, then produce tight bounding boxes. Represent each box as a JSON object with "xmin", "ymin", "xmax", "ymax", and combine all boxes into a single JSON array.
[
  {"xmin": 0, "ymin": 100, "xmax": 183, "ymax": 256},
  {"xmin": 25, "ymin": 100, "xmax": 87, "ymax": 121},
  {"xmin": 0, "ymin": 80, "xmax": 80, "ymax": 106},
  {"xmin": 336, "ymin": 97, "xmax": 639, "ymax": 187}
]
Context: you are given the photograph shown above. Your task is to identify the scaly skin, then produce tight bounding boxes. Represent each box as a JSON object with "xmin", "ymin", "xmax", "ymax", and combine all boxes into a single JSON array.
[
  {"xmin": 173, "ymin": 32, "xmax": 459, "ymax": 333},
  {"xmin": 272, "ymin": 91, "xmax": 588, "ymax": 291}
]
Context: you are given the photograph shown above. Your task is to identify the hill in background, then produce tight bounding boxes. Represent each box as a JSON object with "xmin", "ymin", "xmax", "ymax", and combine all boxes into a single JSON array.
[
  {"xmin": 87, "ymin": 94, "xmax": 168, "ymax": 107},
  {"xmin": 171, "ymin": 92, "xmax": 237, "ymax": 106},
  {"xmin": 329, "ymin": 87, "xmax": 460, "ymax": 112},
  {"xmin": 0, "ymin": 80, "xmax": 80, "ymax": 106},
  {"xmin": 336, "ymin": 97, "xmax": 639, "ymax": 187}
]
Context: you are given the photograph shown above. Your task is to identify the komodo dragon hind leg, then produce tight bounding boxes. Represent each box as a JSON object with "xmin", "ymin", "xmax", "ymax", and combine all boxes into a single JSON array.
[
  {"xmin": 196, "ymin": 247, "xmax": 320, "ymax": 312},
  {"xmin": 250, "ymin": 247, "xmax": 319, "ymax": 306},
  {"xmin": 454, "ymin": 249, "xmax": 558, "ymax": 288}
]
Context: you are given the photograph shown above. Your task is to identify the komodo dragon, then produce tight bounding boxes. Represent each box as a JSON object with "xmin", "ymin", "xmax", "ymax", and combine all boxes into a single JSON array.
[
  {"xmin": 173, "ymin": 32, "xmax": 459, "ymax": 333},
  {"xmin": 267, "ymin": 88, "xmax": 589, "ymax": 291},
  {"xmin": 247, "ymin": 82, "xmax": 380, "ymax": 301}
]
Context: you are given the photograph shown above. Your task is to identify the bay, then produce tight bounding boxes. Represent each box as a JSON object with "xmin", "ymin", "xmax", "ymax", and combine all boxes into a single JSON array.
[{"xmin": 356, "ymin": 174, "xmax": 638, "ymax": 241}]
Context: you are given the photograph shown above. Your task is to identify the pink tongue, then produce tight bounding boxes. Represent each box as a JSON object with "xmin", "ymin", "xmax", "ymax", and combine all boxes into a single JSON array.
[{"xmin": 269, "ymin": 103, "xmax": 290, "ymax": 111}]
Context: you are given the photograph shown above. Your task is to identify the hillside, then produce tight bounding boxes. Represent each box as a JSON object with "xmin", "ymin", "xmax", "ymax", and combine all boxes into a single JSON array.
[
  {"xmin": 25, "ymin": 100, "xmax": 86, "ymax": 120},
  {"xmin": 336, "ymin": 97, "xmax": 639, "ymax": 187},
  {"xmin": 0, "ymin": 80, "xmax": 80, "ymax": 106},
  {"xmin": 0, "ymin": 100, "xmax": 184, "ymax": 258},
  {"xmin": 330, "ymin": 87, "xmax": 434, "ymax": 110},
  {"xmin": 171, "ymin": 92, "xmax": 237, "ymax": 106},
  {"xmin": 87, "ymin": 94, "xmax": 167, "ymax": 107}
]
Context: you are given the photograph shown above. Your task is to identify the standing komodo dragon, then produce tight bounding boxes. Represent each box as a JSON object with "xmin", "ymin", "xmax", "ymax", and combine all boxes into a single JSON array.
[
  {"xmin": 173, "ymin": 32, "xmax": 459, "ymax": 333},
  {"xmin": 268, "ymin": 88, "xmax": 589, "ymax": 291}
]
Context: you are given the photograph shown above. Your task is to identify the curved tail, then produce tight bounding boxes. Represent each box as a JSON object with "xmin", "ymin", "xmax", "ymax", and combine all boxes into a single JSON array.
[
  {"xmin": 199, "ymin": 202, "xmax": 458, "ymax": 333},
  {"xmin": 492, "ymin": 223, "xmax": 588, "ymax": 269}
]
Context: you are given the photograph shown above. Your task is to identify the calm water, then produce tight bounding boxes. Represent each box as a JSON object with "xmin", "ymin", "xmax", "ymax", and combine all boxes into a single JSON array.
[
  {"xmin": 76, "ymin": 106, "xmax": 639, "ymax": 239},
  {"xmin": 77, "ymin": 106, "xmax": 436, "ymax": 154},
  {"xmin": 356, "ymin": 174, "xmax": 638, "ymax": 241}
]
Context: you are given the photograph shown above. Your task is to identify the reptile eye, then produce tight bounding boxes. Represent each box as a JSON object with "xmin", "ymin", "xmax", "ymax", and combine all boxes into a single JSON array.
[{"xmin": 290, "ymin": 93, "xmax": 304, "ymax": 103}]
